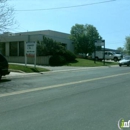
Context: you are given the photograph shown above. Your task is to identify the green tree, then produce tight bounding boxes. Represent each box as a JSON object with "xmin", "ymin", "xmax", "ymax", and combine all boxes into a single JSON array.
[
  {"xmin": 124, "ymin": 36, "xmax": 130, "ymax": 54},
  {"xmin": 117, "ymin": 47, "xmax": 124, "ymax": 53},
  {"xmin": 37, "ymin": 36, "xmax": 76, "ymax": 65},
  {"xmin": 70, "ymin": 24, "xmax": 102, "ymax": 54},
  {"xmin": 37, "ymin": 36, "xmax": 66, "ymax": 56}
]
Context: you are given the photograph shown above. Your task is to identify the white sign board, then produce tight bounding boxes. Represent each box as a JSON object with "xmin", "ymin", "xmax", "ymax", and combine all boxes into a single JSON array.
[
  {"xmin": 26, "ymin": 42, "xmax": 36, "ymax": 57},
  {"xmin": 25, "ymin": 42, "xmax": 37, "ymax": 67},
  {"xmin": 95, "ymin": 40, "xmax": 105, "ymax": 46}
]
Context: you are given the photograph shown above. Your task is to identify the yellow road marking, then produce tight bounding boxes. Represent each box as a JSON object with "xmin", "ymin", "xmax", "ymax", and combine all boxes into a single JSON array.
[{"xmin": 0, "ymin": 72, "xmax": 130, "ymax": 98}]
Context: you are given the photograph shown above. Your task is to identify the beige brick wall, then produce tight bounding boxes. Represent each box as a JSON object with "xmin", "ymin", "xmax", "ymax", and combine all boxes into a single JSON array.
[{"xmin": 6, "ymin": 56, "xmax": 51, "ymax": 65}]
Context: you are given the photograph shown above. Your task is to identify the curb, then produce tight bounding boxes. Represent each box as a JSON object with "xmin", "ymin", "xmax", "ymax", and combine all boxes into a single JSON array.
[
  {"xmin": 9, "ymin": 69, "xmax": 25, "ymax": 73},
  {"xmin": 7, "ymin": 65, "xmax": 119, "ymax": 77}
]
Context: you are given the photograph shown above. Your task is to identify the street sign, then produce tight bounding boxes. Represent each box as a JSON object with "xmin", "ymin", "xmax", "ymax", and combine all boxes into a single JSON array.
[
  {"xmin": 95, "ymin": 40, "xmax": 105, "ymax": 46},
  {"xmin": 25, "ymin": 42, "xmax": 37, "ymax": 68},
  {"xmin": 26, "ymin": 42, "xmax": 36, "ymax": 57}
]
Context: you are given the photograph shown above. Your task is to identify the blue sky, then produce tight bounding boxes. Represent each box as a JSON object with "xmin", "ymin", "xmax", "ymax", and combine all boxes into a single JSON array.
[{"xmin": 8, "ymin": 0, "xmax": 130, "ymax": 49}]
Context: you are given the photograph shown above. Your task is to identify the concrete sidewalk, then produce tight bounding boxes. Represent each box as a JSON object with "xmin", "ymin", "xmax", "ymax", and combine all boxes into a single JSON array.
[{"xmin": 2, "ymin": 72, "xmax": 38, "ymax": 79}]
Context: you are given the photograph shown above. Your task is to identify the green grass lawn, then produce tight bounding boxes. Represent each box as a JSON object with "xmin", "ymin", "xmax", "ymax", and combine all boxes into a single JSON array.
[
  {"xmin": 9, "ymin": 64, "xmax": 50, "ymax": 73},
  {"xmin": 65, "ymin": 58, "xmax": 118, "ymax": 67},
  {"xmin": 9, "ymin": 59, "xmax": 118, "ymax": 72}
]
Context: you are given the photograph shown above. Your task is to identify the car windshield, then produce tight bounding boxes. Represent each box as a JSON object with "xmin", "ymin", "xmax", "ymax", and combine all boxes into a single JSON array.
[
  {"xmin": 124, "ymin": 56, "xmax": 130, "ymax": 60},
  {"xmin": 112, "ymin": 52, "xmax": 116, "ymax": 54}
]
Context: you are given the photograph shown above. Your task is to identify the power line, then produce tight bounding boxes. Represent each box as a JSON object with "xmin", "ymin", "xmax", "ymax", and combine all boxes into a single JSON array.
[{"xmin": 15, "ymin": 0, "xmax": 116, "ymax": 12}]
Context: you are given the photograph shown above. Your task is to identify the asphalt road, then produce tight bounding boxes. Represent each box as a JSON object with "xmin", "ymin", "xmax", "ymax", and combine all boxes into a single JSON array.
[{"xmin": 0, "ymin": 66, "xmax": 130, "ymax": 130}]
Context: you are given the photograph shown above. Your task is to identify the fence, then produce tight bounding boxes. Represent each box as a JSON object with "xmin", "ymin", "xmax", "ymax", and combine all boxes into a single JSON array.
[{"xmin": 6, "ymin": 56, "xmax": 51, "ymax": 65}]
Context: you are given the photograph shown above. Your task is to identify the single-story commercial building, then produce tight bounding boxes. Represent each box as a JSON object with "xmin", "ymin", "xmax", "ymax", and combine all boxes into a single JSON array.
[
  {"xmin": 0, "ymin": 30, "xmax": 74, "ymax": 65},
  {"xmin": 104, "ymin": 48, "xmax": 120, "ymax": 53}
]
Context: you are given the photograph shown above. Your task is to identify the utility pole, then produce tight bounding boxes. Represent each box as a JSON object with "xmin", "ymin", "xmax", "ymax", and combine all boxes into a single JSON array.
[
  {"xmin": 103, "ymin": 40, "xmax": 105, "ymax": 66},
  {"xmin": 94, "ymin": 43, "xmax": 96, "ymax": 64}
]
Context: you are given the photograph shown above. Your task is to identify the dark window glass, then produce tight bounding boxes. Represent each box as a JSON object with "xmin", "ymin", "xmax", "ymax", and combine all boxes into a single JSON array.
[
  {"xmin": 10, "ymin": 42, "xmax": 17, "ymax": 56},
  {"xmin": 0, "ymin": 42, "xmax": 5, "ymax": 55},
  {"xmin": 104, "ymin": 52, "xmax": 107, "ymax": 55},
  {"xmin": 109, "ymin": 53, "xmax": 113, "ymax": 55},
  {"xmin": 19, "ymin": 41, "xmax": 24, "ymax": 56}
]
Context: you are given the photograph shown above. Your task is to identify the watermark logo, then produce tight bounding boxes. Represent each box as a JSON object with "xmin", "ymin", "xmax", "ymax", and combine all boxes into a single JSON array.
[{"xmin": 118, "ymin": 118, "xmax": 130, "ymax": 130}]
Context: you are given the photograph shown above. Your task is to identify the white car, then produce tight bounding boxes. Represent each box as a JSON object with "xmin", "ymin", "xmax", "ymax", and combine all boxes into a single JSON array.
[{"xmin": 119, "ymin": 56, "xmax": 130, "ymax": 67}]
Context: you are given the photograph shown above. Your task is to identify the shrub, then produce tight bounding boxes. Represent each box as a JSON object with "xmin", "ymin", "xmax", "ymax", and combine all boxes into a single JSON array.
[
  {"xmin": 63, "ymin": 50, "xmax": 76, "ymax": 62},
  {"xmin": 49, "ymin": 55, "xmax": 66, "ymax": 66}
]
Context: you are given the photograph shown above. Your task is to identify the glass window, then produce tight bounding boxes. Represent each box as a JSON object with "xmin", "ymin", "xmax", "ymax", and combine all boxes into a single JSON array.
[
  {"xmin": 10, "ymin": 42, "xmax": 17, "ymax": 56},
  {"xmin": 104, "ymin": 52, "xmax": 107, "ymax": 55},
  {"xmin": 108, "ymin": 52, "xmax": 113, "ymax": 55},
  {"xmin": 19, "ymin": 41, "xmax": 24, "ymax": 56}
]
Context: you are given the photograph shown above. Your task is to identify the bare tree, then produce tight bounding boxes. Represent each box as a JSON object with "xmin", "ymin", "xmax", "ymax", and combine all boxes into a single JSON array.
[{"xmin": 0, "ymin": 0, "xmax": 15, "ymax": 32}]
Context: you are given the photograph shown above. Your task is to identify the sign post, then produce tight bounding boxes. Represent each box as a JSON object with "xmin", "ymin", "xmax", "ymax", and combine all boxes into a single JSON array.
[
  {"xmin": 95, "ymin": 40, "xmax": 105, "ymax": 47},
  {"xmin": 25, "ymin": 42, "xmax": 27, "ymax": 67},
  {"xmin": 25, "ymin": 42, "xmax": 37, "ymax": 68}
]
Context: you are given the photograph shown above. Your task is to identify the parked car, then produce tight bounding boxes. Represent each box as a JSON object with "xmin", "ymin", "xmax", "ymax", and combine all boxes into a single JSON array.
[
  {"xmin": 92, "ymin": 51, "xmax": 122, "ymax": 61},
  {"xmin": 119, "ymin": 56, "xmax": 130, "ymax": 67},
  {"xmin": 0, "ymin": 54, "xmax": 10, "ymax": 80}
]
